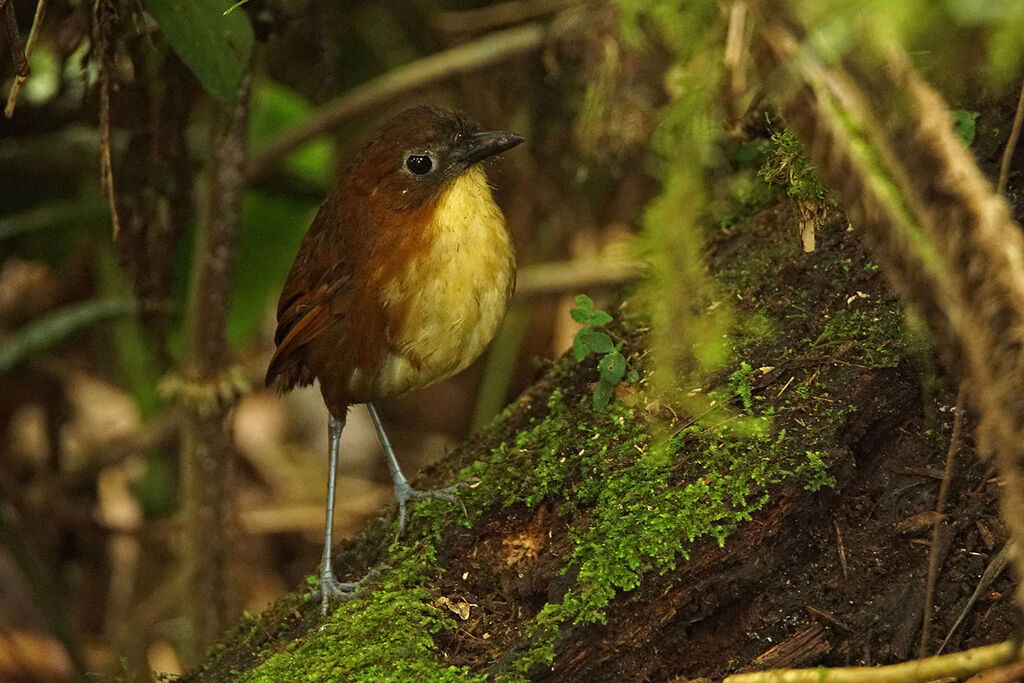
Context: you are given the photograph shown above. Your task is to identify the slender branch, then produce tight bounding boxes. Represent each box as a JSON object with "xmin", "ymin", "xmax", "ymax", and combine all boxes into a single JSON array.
[
  {"xmin": 431, "ymin": 0, "xmax": 575, "ymax": 33},
  {"xmin": 4, "ymin": 0, "xmax": 46, "ymax": 117},
  {"xmin": 92, "ymin": 0, "xmax": 120, "ymax": 237},
  {"xmin": 938, "ymin": 542, "xmax": 1011, "ymax": 655},
  {"xmin": 247, "ymin": 23, "xmax": 545, "ymax": 179},
  {"xmin": 997, "ymin": 76, "xmax": 1024, "ymax": 196},
  {"xmin": 919, "ymin": 384, "xmax": 965, "ymax": 657},
  {"xmin": 1, "ymin": 0, "xmax": 29, "ymax": 78},
  {"xmin": 514, "ymin": 258, "xmax": 645, "ymax": 298},
  {"xmin": 724, "ymin": 639, "xmax": 1020, "ymax": 683},
  {"xmin": 177, "ymin": 65, "xmax": 252, "ymax": 664}
]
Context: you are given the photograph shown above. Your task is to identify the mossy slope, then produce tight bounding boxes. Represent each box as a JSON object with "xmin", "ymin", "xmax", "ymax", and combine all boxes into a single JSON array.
[{"xmin": 185, "ymin": 205, "xmax": 917, "ymax": 681}]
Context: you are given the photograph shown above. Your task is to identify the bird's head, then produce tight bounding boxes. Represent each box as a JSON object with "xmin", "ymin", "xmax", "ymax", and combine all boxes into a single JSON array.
[{"xmin": 346, "ymin": 106, "xmax": 524, "ymax": 212}]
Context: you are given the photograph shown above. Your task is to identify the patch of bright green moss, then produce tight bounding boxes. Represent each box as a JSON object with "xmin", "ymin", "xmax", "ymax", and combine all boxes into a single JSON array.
[
  {"xmin": 242, "ymin": 550, "xmax": 483, "ymax": 683},
  {"xmin": 458, "ymin": 379, "xmax": 837, "ymax": 677},
  {"xmin": 813, "ymin": 304, "xmax": 906, "ymax": 367},
  {"xmin": 758, "ymin": 129, "xmax": 829, "ymax": 203}
]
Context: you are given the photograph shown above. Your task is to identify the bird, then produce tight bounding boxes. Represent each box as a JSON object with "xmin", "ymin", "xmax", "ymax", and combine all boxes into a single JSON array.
[{"xmin": 265, "ymin": 106, "xmax": 523, "ymax": 614}]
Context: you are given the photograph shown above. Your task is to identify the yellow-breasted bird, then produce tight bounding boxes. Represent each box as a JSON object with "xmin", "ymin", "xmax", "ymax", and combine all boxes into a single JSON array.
[{"xmin": 266, "ymin": 106, "xmax": 523, "ymax": 613}]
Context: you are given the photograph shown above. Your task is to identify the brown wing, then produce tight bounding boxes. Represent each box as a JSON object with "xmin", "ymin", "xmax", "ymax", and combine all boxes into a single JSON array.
[{"xmin": 265, "ymin": 208, "xmax": 355, "ymax": 392}]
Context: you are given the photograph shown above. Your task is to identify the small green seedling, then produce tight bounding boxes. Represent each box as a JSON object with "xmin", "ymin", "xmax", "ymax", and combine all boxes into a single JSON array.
[
  {"xmin": 571, "ymin": 294, "xmax": 638, "ymax": 410},
  {"xmin": 950, "ymin": 109, "xmax": 979, "ymax": 147}
]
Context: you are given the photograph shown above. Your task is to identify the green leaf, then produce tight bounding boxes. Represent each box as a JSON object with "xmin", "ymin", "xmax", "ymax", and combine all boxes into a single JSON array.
[
  {"xmin": 570, "ymin": 294, "xmax": 595, "ymax": 323},
  {"xmin": 144, "ymin": 0, "xmax": 254, "ymax": 102},
  {"xmin": 229, "ymin": 192, "xmax": 318, "ymax": 348},
  {"xmin": 570, "ymin": 294, "xmax": 614, "ymax": 327},
  {"xmin": 222, "ymin": 0, "xmax": 249, "ymax": 14},
  {"xmin": 573, "ymin": 332, "xmax": 590, "ymax": 362},
  {"xmin": 950, "ymin": 109, "xmax": 979, "ymax": 146},
  {"xmin": 0, "ymin": 298, "xmax": 134, "ymax": 376},
  {"xmin": 578, "ymin": 328, "xmax": 614, "ymax": 355},
  {"xmin": 250, "ymin": 80, "xmax": 334, "ymax": 186},
  {"xmin": 627, "ymin": 369, "xmax": 640, "ymax": 383},
  {"xmin": 598, "ymin": 351, "xmax": 627, "ymax": 385},
  {"xmin": 593, "ymin": 379, "xmax": 613, "ymax": 411}
]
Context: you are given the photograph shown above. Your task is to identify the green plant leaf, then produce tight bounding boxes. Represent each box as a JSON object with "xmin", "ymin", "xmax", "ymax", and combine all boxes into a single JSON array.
[
  {"xmin": 578, "ymin": 328, "xmax": 614, "ymax": 354},
  {"xmin": 570, "ymin": 294, "xmax": 596, "ymax": 323},
  {"xmin": 229, "ymin": 192, "xmax": 318, "ymax": 348},
  {"xmin": 593, "ymin": 379, "xmax": 613, "ymax": 411},
  {"xmin": 249, "ymin": 80, "xmax": 334, "ymax": 186},
  {"xmin": 0, "ymin": 298, "xmax": 134, "ymax": 376},
  {"xmin": 598, "ymin": 351, "xmax": 626, "ymax": 385},
  {"xmin": 950, "ymin": 109, "xmax": 979, "ymax": 146},
  {"xmin": 144, "ymin": 0, "xmax": 254, "ymax": 103},
  {"xmin": 572, "ymin": 331, "xmax": 590, "ymax": 362},
  {"xmin": 570, "ymin": 294, "xmax": 614, "ymax": 327}
]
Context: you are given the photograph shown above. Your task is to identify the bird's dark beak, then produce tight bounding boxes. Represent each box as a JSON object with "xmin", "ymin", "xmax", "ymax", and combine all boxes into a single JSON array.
[{"xmin": 456, "ymin": 130, "xmax": 524, "ymax": 168}]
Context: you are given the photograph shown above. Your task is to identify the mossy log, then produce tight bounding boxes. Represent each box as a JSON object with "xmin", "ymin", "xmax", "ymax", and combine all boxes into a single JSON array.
[{"xmin": 179, "ymin": 204, "xmax": 1015, "ymax": 681}]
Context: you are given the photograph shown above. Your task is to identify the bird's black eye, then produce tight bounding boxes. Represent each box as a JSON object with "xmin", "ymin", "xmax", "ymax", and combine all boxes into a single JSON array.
[{"xmin": 406, "ymin": 154, "xmax": 433, "ymax": 175}]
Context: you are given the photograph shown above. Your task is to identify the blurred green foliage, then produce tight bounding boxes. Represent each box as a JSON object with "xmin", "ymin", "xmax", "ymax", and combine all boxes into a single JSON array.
[
  {"xmin": 758, "ymin": 130, "xmax": 829, "ymax": 203},
  {"xmin": 951, "ymin": 109, "xmax": 980, "ymax": 146},
  {"xmin": 143, "ymin": 0, "xmax": 254, "ymax": 102},
  {"xmin": 229, "ymin": 81, "xmax": 334, "ymax": 348}
]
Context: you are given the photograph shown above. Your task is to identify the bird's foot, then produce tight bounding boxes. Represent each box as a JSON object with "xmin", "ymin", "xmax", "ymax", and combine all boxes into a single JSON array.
[
  {"xmin": 390, "ymin": 478, "xmax": 478, "ymax": 541},
  {"xmin": 316, "ymin": 566, "xmax": 385, "ymax": 617}
]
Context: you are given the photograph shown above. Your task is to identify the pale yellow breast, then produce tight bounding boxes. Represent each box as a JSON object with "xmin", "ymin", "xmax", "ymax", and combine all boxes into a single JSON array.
[{"xmin": 372, "ymin": 165, "xmax": 515, "ymax": 397}]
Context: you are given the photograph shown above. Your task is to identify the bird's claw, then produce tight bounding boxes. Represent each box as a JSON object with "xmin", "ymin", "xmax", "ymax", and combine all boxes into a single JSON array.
[
  {"xmin": 317, "ymin": 565, "xmax": 387, "ymax": 617},
  {"xmin": 388, "ymin": 479, "xmax": 477, "ymax": 542}
]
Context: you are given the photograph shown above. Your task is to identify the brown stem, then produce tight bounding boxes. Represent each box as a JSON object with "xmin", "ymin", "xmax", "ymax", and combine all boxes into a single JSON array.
[
  {"xmin": 919, "ymin": 384, "xmax": 965, "ymax": 657},
  {"xmin": 997, "ymin": 76, "xmax": 1024, "ymax": 196},
  {"xmin": 178, "ymin": 65, "xmax": 252, "ymax": 664},
  {"xmin": 4, "ymin": 0, "xmax": 46, "ymax": 117},
  {"xmin": 92, "ymin": 0, "xmax": 120, "ymax": 237},
  {"xmin": 2, "ymin": 0, "xmax": 29, "ymax": 78}
]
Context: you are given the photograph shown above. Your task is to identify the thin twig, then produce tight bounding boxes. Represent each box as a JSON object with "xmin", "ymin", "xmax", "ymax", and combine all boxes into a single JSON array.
[
  {"xmin": 724, "ymin": 638, "xmax": 1019, "ymax": 683},
  {"xmin": 177, "ymin": 64, "xmax": 253, "ymax": 664},
  {"xmin": 1, "ymin": 0, "xmax": 29, "ymax": 77},
  {"xmin": 834, "ymin": 520, "xmax": 848, "ymax": 582},
  {"xmin": 938, "ymin": 542, "xmax": 1011, "ymax": 655},
  {"xmin": 514, "ymin": 258, "xmax": 645, "ymax": 298},
  {"xmin": 997, "ymin": 76, "xmax": 1024, "ymax": 196},
  {"xmin": 919, "ymin": 384, "xmax": 965, "ymax": 658},
  {"xmin": 431, "ymin": 0, "xmax": 575, "ymax": 33},
  {"xmin": 92, "ymin": 0, "xmax": 120, "ymax": 237},
  {"xmin": 4, "ymin": 0, "xmax": 46, "ymax": 117},
  {"xmin": 247, "ymin": 23, "xmax": 546, "ymax": 179},
  {"xmin": 965, "ymin": 658, "xmax": 1024, "ymax": 683}
]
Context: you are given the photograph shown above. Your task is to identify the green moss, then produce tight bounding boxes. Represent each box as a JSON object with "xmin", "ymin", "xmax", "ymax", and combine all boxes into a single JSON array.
[
  {"xmin": 242, "ymin": 551, "xmax": 483, "ymax": 683},
  {"xmin": 229, "ymin": 175, "xmax": 911, "ymax": 682},
  {"xmin": 813, "ymin": 304, "xmax": 906, "ymax": 367},
  {"xmin": 728, "ymin": 361, "xmax": 757, "ymax": 413},
  {"xmin": 758, "ymin": 129, "xmax": 829, "ymax": 203},
  {"xmin": 712, "ymin": 169, "xmax": 775, "ymax": 228},
  {"xmin": 456, "ymin": 361, "xmax": 850, "ymax": 677}
]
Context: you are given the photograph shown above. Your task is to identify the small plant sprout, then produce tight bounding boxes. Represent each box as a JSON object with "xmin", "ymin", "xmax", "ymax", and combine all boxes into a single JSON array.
[{"xmin": 571, "ymin": 294, "xmax": 639, "ymax": 410}]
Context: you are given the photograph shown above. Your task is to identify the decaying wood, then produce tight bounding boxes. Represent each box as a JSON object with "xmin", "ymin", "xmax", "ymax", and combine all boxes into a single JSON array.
[{"xmin": 748, "ymin": 1, "xmax": 1024, "ymax": 621}]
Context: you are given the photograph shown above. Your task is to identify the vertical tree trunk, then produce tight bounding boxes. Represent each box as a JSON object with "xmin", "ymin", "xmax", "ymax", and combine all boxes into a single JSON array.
[{"xmin": 178, "ymin": 67, "xmax": 252, "ymax": 663}]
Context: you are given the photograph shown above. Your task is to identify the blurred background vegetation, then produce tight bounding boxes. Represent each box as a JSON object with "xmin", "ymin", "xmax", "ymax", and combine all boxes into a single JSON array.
[
  {"xmin": 0, "ymin": 0, "xmax": 653, "ymax": 677},
  {"xmin": 1, "ymin": 0, "xmax": 1022, "ymax": 679}
]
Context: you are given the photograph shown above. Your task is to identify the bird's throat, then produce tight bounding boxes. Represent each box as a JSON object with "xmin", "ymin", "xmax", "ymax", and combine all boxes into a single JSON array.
[{"xmin": 371, "ymin": 165, "xmax": 515, "ymax": 396}]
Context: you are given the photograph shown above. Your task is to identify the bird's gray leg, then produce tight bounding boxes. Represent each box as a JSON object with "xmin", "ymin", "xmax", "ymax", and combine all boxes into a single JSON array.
[
  {"xmin": 367, "ymin": 403, "xmax": 469, "ymax": 540},
  {"xmin": 317, "ymin": 412, "xmax": 367, "ymax": 615}
]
